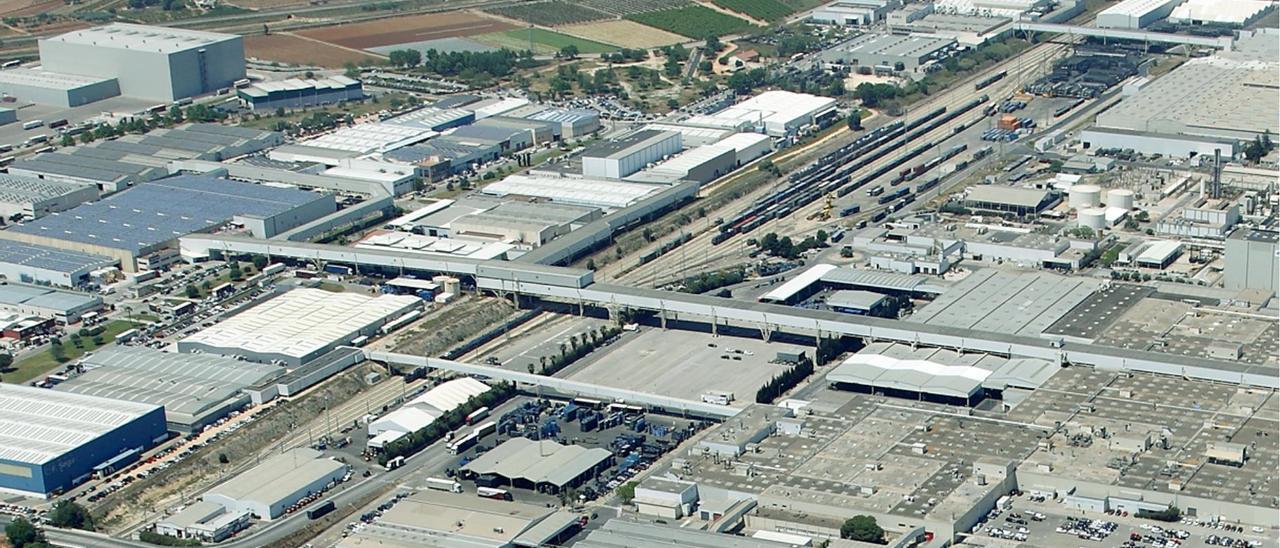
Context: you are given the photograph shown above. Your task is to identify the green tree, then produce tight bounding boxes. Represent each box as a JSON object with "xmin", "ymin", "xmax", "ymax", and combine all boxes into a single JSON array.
[
  {"xmin": 388, "ymin": 49, "xmax": 421, "ymax": 68},
  {"xmin": 841, "ymin": 515, "xmax": 885, "ymax": 544},
  {"xmin": 847, "ymin": 109, "xmax": 863, "ymax": 131},
  {"xmin": 558, "ymin": 44, "xmax": 580, "ymax": 59},
  {"xmin": 185, "ymin": 284, "xmax": 200, "ymax": 299},
  {"xmin": 0, "ymin": 352, "xmax": 11, "ymax": 371},
  {"xmin": 5, "ymin": 517, "xmax": 43, "ymax": 548},
  {"xmin": 617, "ymin": 480, "xmax": 638, "ymax": 503},
  {"xmin": 704, "ymin": 34, "xmax": 722, "ymax": 53},
  {"xmin": 60, "ymin": 134, "xmax": 75, "ymax": 147},
  {"xmin": 251, "ymin": 255, "xmax": 269, "ymax": 270},
  {"xmin": 47, "ymin": 500, "xmax": 93, "ymax": 530}
]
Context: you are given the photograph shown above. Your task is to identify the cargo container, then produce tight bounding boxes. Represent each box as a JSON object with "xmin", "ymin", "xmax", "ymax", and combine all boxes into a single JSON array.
[
  {"xmin": 306, "ymin": 500, "xmax": 335, "ymax": 519},
  {"xmin": 262, "ymin": 263, "xmax": 286, "ymax": 276},
  {"xmin": 466, "ymin": 407, "xmax": 490, "ymax": 425},
  {"xmin": 323, "ymin": 264, "xmax": 354, "ymax": 276}
]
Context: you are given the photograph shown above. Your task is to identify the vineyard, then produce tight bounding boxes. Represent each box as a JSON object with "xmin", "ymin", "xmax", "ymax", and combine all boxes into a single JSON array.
[
  {"xmin": 486, "ymin": 1, "xmax": 613, "ymax": 26},
  {"xmin": 626, "ymin": 5, "xmax": 758, "ymax": 38},
  {"xmin": 477, "ymin": 28, "xmax": 619, "ymax": 55},
  {"xmin": 575, "ymin": 0, "xmax": 692, "ymax": 16},
  {"xmin": 711, "ymin": 0, "xmax": 794, "ymax": 22}
]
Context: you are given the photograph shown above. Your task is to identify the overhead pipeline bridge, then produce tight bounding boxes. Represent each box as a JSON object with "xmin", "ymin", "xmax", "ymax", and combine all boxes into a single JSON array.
[
  {"xmin": 181, "ymin": 236, "xmax": 1278, "ymax": 389},
  {"xmin": 1012, "ymin": 22, "xmax": 1235, "ymax": 50},
  {"xmin": 364, "ymin": 351, "xmax": 741, "ymax": 419}
]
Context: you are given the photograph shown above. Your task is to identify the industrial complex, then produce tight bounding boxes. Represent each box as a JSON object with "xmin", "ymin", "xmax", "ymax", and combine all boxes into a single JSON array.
[{"xmin": 0, "ymin": 4, "xmax": 1271, "ymax": 548}]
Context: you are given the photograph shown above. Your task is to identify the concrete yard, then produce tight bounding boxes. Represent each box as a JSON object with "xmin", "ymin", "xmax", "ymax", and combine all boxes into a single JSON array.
[{"xmin": 567, "ymin": 328, "xmax": 809, "ymax": 407}]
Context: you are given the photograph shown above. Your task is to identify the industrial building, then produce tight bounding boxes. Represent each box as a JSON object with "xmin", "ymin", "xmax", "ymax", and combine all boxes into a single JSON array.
[
  {"xmin": 336, "ymin": 490, "xmax": 575, "ymax": 548},
  {"xmin": 0, "ymin": 383, "xmax": 166, "ymax": 497},
  {"xmin": 625, "ymin": 145, "xmax": 737, "ymax": 185},
  {"xmin": 1085, "ymin": 55, "xmax": 1279, "ymax": 156},
  {"xmin": 38, "ymin": 23, "xmax": 246, "ymax": 102},
  {"xmin": 450, "ymin": 201, "xmax": 601, "ymax": 248},
  {"xmin": 238, "ymin": 76, "xmax": 363, "ymax": 111},
  {"xmin": 356, "ymin": 231, "xmax": 514, "ymax": 261},
  {"xmin": 963, "ymin": 185, "xmax": 1060, "ymax": 215},
  {"xmin": 582, "ymin": 130, "xmax": 682, "ymax": 179},
  {"xmin": 368, "ymin": 377, "xmax": 490, "ymax": 448},
  {"xmin": 811, "ymin": 0, "xmax": 900, "ymax": 25},
  {"xmin": 0, "ymin": 174, "xmax": 335, "ymax": 271},
  {"xmin": 481, "ymin": 174, "xmax": 661, "ymax": 209},
  {"xmin": 933, "ymin": 0, "xmax": 1050, "ymax": 17},
  {"xmin": 716, "ymin": 133, "xmax": 773, "ymax": 165},
  {"xmin": 0, "ymin": 282, "xmax": 102, "ymax": 323},
  {"xmin": 687, "ymin": 91, "xmax": 838, "ymax": 137},
  {"xmin": 524, "ymin": 108, "xmax": 600, "ymax": 139},
  {"xmin": 0, "ymin": 68, "xmax": 120, "ymax": 107},
  {"xmin": 1096, "ymin": 0, "xmax": 1183, "ymax": 28},
  {"xmin": 577, "ymin": 520, "xmax": 800, "ymax": 548},
  {"xmin": 828, "ymin": 342, "xmax": 1057, "ymax": 405},
  {"xmin": 826, "ymin": 289, "xmax": 892, "ymax": 317},
  {"xmin": 1168, "ymin": 0, "xmax": 1275, "ymax": 27},
  {"xmin": 247, "ymin": 347, "xmax": 364, "ymax": 404},
  {"xmin": 154, "ymin": 501, "xmax": 250, "ymax": 543},
  {"xmin": 633, "ymin": 478, "xmax": 699, "ymax": 519},
  {"xmin": 823, "ymin": 33, "xmax": 957, "ymax": 77},
  {"xmin": 1132, "ymin": 239, "xmax": 1183, "ymax": 269},
  {"xmin": 54, "ymin": 347, "xmax": 283, "ymax": 432},
  {"xmin": 0, "ymin": 241, "xmax": 116, "ymax": 287},
  {"xmin": 1155, "ymin": 197, "xmax": 1241, "ymax": 238},
  {"xmin": 0, "ymin": 173, "xmax": 98, "ymax": 220},
  {"xmin": 179, "ymin": 288, "xmax": 420, "ymax": 365},
  {"xmin": 1224, "ymin": 228, "xmax": 1278, "ymax": 292},
  {"xmin": 461, "ymin": 437, "xmax": 614, "ymax": 494},
  {"xmin": 203, "ymin": 448, "xmax": 347, "ymax": 520},
  {"xmin": 698, "ymin": 405, "xmax": 791, "ymax": 458}
]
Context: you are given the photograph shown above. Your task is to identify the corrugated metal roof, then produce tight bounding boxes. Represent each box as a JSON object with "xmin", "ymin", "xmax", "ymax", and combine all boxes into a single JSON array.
[{"xmin": 0, "ymin": 383, "xmax": 160, "ymax": 465}]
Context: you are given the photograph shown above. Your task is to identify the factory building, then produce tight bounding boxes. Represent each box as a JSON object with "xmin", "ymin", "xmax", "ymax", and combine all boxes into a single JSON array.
[
  {"xmin": 0, "ymin": 241, "xmax": 116, "ymax": 287},
  {"xmin": 38, "ymin": 24, "xmax": 245, "ymax": 102},
  {"xmin": 337, "ymin": 491, "xmax": 574, "ymax": 548},
  {"xmin": 687, "ymin": 91, "xmax": 838, "ymax": 137},
  {"xmin": 482, "ymin": 174, "xmax": 661, "ymax": 209},
  {"xmin": 1096, "ymin": 0, "xmax": 1183, "ymax": 29},
  {"xmin": 54, "ymin": 347, "xmax": 283, "ymax": 433},
  {"xmin": 582, "ymin": 130, "xmax": 683, "ymax": 179},
  {"xmin": 826, "ymin": 289, "xmax": 892, "ymax": 317},
  {"xmin": 933, "ymin": 0, "xmax": 1050, "ymax": 17},
  {"xmin": 0, "ymin": 384, "xmax": 166, "ymax": 497},
  {"xmin": 963, "ymin": 186, "xmax": 1060, "ymax": 216},
  {"xmin": 237, "ymin": 76, "xmax": 363, "ymax": 111},
  {"xmin": 641, "ymin": 123, "xmax": 733, "ymax": 147},
  {"xmin": 1155, "ymin": 198, "xmax": 1241, "ymax": 239},
  {"xmin": 716, "ymin": 133, "xmax": 773, "ymax": 165},
  {"xmin": 823, "ymin": 33, "xmax": 957, "ymax": 77},
  {"xmin": 625, "ymin": 145, "xmax": 736, "ymax": 185},
  {"xmin": 812, "ymin": 0, "xmax": 901, "ymax": 25},
  {"xmin": 697, "ymin": 405, "xmax": 791, "ymax": 457},
  {"xmin": 460, "ymin": 437, "xmax": 613, "ymax": 494},
  {"xmin": 1224, "ymin": 228, "xmax": 1278, "ymax": 292},
  {"xmin": 0, "ymin": 174, "xmax": 98, "ymax": 220},
  {"xmin": 203, "ymin": 448, "xmax": 347, "ymax": 520},
  {"xmin": 0, "ymin": 282, "xmax": 102, "ymax": 324},
  {"xmin": 179, "ymin": 288, "xmax": 421, "ymax": 366},
  {"xmin": 0, "ymin": 68, "xmax": 120, "ymax": 107},
  {"xmin": 1086, "ymin": 55, "xmax": 1278, "ymax": 156},
  {"xmin": 0, "ymin": 175, "xmax": 335, "ymax": 271},
  {"xmin": 1168, "ymin": 0, "xmax": 1275, "ymax": 27},
  {"xmin": 450, "ymin": 201, "xmax": 601, "ymax": 247},
  {"xmin": 367, "ymin": 377, "xmax": 490, "ymax": 449},
  {"xmin": 828, "ymin": 342, "xmax": 1057, "ymax": 406},
  {"xmin": 633, "ymin": 478, "xmax": 700, "ymax": 519},
  {"xmin": 525, "ymin": 108, "xmax": 601, "ymax": 139},
  {"xmin": 1132, "ymin": 240, "xmax": 1183, "ymax": 269},
  {"xmin": 155, "ymin": 501, "xmax": 250, "ymax": 543}
]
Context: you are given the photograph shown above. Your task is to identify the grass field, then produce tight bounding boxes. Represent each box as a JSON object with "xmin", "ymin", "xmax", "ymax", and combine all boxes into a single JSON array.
[
  {"xmin": 626, "ymin": 5, "xmax": 758, "ymax": 38},
  {"xmin": 5, "ymin": 320, "xmax": 145, "ymax": 384},
  {"xmin": 777, "ymin": 0, "xmax": 828, "ymax": 10},
  {"xmin": 559, "ymin": 20, "xmax": 685, "ymax": 49},
  {"xmin": 711, "ymin": 0, "xmax": 793, "ymax": 21},
  {"xmin": 475, "ymin": 28, "xmax": 617, "ymax": 55}
]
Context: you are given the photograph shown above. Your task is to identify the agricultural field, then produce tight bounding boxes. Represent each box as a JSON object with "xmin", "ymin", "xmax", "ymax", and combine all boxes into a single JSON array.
[
  {"xmin": 560, "ymin": 20, "xmax": 685, "ymax": 49},
  {"xmin": 711, "ymin": 0, "xmax": 794, "ymax": 22},
  {"xmin": 245, "ymin": 34, "xmax": 383, "ymax": 68},
  {"xmin": 626, "ymin": 4, "xmax": 758, "ymax": 38},
  {"xmin": 0, "ymin": 0, "xmax": 63, "ymax": 17},
  {"xmin": 574, "ymin": 0, "xmax": 692, "ymax": 16},
  {"xmin": 297, "ymin": 12, "xmax": 514, "ymax": 50},
  {"xmin": 475, "ymin": 28, "xmax": 617, "ymax": 55},
  {"xmin": 485, "ymin": 1, "xmax": 613, "ymax": 26},
  {"xmin": 777, "ymin": 0, "xmax": 829, "ymax": 10}
]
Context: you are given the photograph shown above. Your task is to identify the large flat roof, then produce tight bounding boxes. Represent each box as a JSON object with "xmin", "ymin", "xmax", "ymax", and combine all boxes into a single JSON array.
[
  {"xmin": 0, "ymin": 282, "xmax": 100, "ymax": 312},
  {"xmin": 180, "ymin": 288, "xmax": 419, "ymax": 361},
  {"xmin": 577, "ymin": 520, "xmax": 795, "ymax": 548},
  {"xmin": 583, "ymin": 129, "xmax": 678, "ymax": 160},
  {"xmin": 0, "ymin": 174, "xmax": 94, "ymax": 205},
  {"xmin": 482, "ymin": 174, "xmax": 660, "ymax": 209},
  {"xmin": 908, "ymin": 269, "xmax": 1099, "ymax": 337},
  {"xmin": 6, "ymin": 175, "xmax": 327, "ymax": 254},
  {"xmin": 0, "ymin": 383, "xmax": 160, "ymax": 465},
  {"xmin": 461, "ymin": 437, "xmax": 612, "ymax": 487},
  {"xmin": 205, "ymin": 447, "xmax": 345, "ymax": 505},
  {"xmin": 0, "ymin": 68, "xmax": 115, "ymax": 90},
  {"xmin": 0, "ymin": 240, "xmax": 115, "ymax": 274},
  {"xmin": 43, "ymin": 23, "xmax": 238, "ymax": 53}
]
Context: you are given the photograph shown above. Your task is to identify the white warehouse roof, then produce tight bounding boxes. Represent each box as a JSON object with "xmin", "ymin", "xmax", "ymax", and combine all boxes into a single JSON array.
[
  {"xmin": 368, "ymin": 378, "xmax": 490, "ymax": 440},
  {"xmin": 760, "ymin": 264, "xmax": 838, "ymax": 302},
  {"xmin": 1169, "ymin": 0, "xmax": 1272, "ymax": 24},
  {"xmin": 691, "ymin": 91, "xmax": 836, "ymax": 136},
  {"xmin": 179, "ymin": 288, "xmax": 419, "ymax": 362},
  {"xmin": 0, "ymin": 383, "xmax": 161, "ymax": 465},
  {"xmin": 482, "ymin": 174, "xmax": 661, "ymax": 209},
  {"xmin": 44, "ymin": 23, "xmax": 237, "ymax": 53}
]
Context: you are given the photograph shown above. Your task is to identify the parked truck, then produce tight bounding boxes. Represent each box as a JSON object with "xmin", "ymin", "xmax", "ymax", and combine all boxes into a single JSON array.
[{"xmin": 425, "ymin": 477, "xmax": 463, "ymax": 493}]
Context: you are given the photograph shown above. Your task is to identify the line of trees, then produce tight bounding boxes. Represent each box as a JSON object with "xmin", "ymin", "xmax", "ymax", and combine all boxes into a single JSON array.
[
  {"xmin": 379, "ymin": 382, "xmax": 516, "ymax": 465},
  {"xmin": 534, "ymin": 324, "xmax": 622, "ymax": 377},
  {"xmin": 756, "ymin": 358, "xmax": 814, "ymax": 403},
  {"xmin": 679, "ymin": 267, "xmax": 745, "ymax": 295}
]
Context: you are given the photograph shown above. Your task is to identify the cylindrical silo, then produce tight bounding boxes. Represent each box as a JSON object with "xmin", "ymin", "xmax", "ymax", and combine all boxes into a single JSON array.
[
  {"xmin": 1069, "ymin": 184, "xmax": 1102, "ymax": 209},
  {"xmin": 1107, "ymin": 188, "xmax": 1135, "ymax": 210},
  {"xmin": 1078, "ymin": 208, "xmax": 1106, "ymax": 230}
]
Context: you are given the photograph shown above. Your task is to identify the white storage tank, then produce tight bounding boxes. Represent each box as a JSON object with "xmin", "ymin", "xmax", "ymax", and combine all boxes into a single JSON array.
[
  {"xmin": 1069, "ymin": 184, "xmax": 1102, "ymax": 209},
  {"xmin": 1107, "ymin": 188, "xmax": 1135, "ymax": 210},
  {"xmin": 1078, "ymin": 208, "xmax": 1107, "ymax": 230}
]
